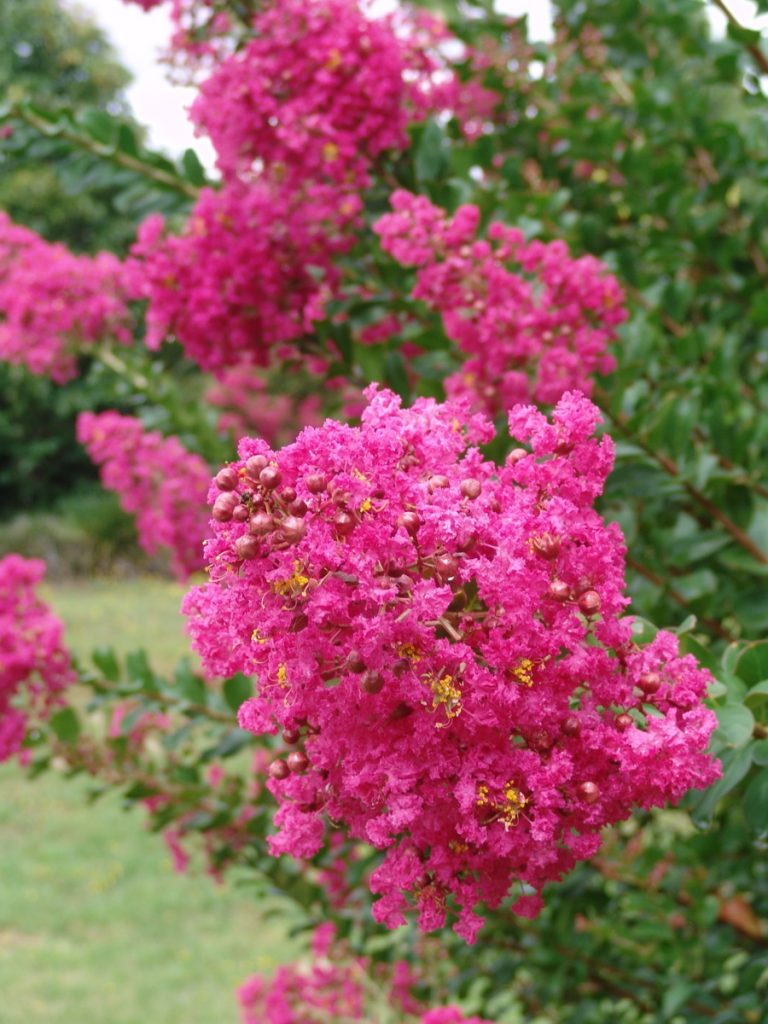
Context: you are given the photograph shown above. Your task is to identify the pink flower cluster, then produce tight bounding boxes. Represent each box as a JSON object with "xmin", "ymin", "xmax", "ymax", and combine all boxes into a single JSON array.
[
  {"xmin": 184, "ymin": 387, "xmax": 718, "ymax": 941},
  {"xmin": 205, "ymin": 364, "xmax": 323, "ymax": 447},
  {"xmin": 125, "ymin": 181, "xmax": 359, "ymax": 374},
  {"xmin": 0, "ymin": 212, "xmax": 131, "ymax": 383},
  {"xmin": 77, "ymin": 411, "xmax": 211, "ymax": 580},
  {"xmin": 375, "ymin": 191, "xmax": 628, "ymax": 413},
  {"xmin": 0, "ymin": 555, "xmax": 73, "ymax": 762},
  {"xmin": 191, "ymin": 0, "xmax": 414, "ymax": 185},
  {"xmin": 238, "ymin": 923, "xmax": 491, "ymax": 1024}
]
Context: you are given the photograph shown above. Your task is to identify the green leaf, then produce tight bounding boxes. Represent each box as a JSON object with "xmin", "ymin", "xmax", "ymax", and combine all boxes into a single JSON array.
[
  {"xmin": 713, "ymin": 704, "xmax": 755, "ymax": 748},
  {"xmin": 743, "ymin": 768, "xmax": 768, "ymax": 835},
  {"xmin": 415, "ymin": 119, "xmax": 449, "ymax": 182},
  {"xmin": 727, "ymin": 22, "xmax": 763, "ymax": 46},
  {"xmin": 49, "ymin": 707, "xmax": 81, "ymax": 744},
  {"xmin": 736, "ymin": 641, "xmax": 768, "ymax": 685},
  {"xmin": 91, "ymin": 645, "xmax": 120, "ymax": 682},
  {"xmin": 223, "ymin": 674, "xmax": 253, "ymax": 713},
  {"xmin": 77, "ymin": 108, "xmax": 116, "ymax": 146},
  {"xmin": 744, "ymin": 680, "xmax": 768, "ymax": 709},
  {"xmin": 752, "ymin": 739, "xmax": 768, "ymax": 765},
  {"xmin": 691, "ymin": 745, "xmax": 753, "ymax": 828},
  {"xmin": 181, "ymin": 147, "xmax": 206, "ymax": 186}
]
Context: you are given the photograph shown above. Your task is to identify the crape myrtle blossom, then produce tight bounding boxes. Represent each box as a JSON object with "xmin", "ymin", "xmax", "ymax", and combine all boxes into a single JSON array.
[
  {"xmin": 238, "ymin": 923, "xmax": 493, "ymax": 1024},
  {"xmin": 0, "ymin": 212, "xmax": 131, "ymax": 383},
  {"xmin": 191, "ymin": 0, "xmax": 413, "ymax": 186},
  {"xmin": 77, "ymin": 411, "xmax": 210, "ymax": 580},
  {"xmin": 375, "ymin": 191, "xmax": 627, "ymax": 414},
  {"xmin": 0, "ymin": 555, "xmax": 73, "ymax": 762},
  {"xmin": 190, "ymin": 0, "xmax": 496, "ymax": 186},
  {"xmin": 184, "ymin": 386, "xmax": 718, "ymax": 942},
  {"xmin": 125, "ymin": 181, "xmax": 359, "ymax": 374}
]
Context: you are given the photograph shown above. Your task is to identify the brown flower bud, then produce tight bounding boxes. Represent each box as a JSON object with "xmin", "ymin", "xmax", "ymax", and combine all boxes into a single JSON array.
[
  {"xmin": 361, "ymin": 670, "xmax": 385, "ymax": 695},
  {"xmin": 235, "ymin": 534, "xmax": 260, "ymax": 560},
  {"xmin": 638, "ymin": 671, "xmax": 662, "ymax": 695},
  {"xmin": 578, "ymin": 590, "xmax": 601, "ymax": 616},
  {"xmin": 287, "ymin": 750, "xmax": 309, "ymax": 774},
  {"xmin": 259, "ymin": 466, "xmax": 281, "ymax": 490},
  {"xmin": 548, "ymin": 580, "xmax": 571, "ymax": 602},
  {"xmin": 268, "ymin": 759, "xmax": 290, "ymax": 780},
  {"xmin": 249, "ymin": 512, "xmax": 274, "ymax": 536},
  {"xmin": 398, "ymin": 511, "xmax": 420, "ymax": 536},
  {"xmin": 532, "ymin": 533, "xmax": 562, "ymax": 560},
  {"xmin": 577, "ymin": 781, "xmax": 600, "ymax": 804},
  {"xmin": 212, "ymin": 492, "xmax": 239, "ymax": 522},
  {"xmin": 460, "ymin": 478, "xmax": 482, "ymax": 499},
  {"xmin": 215, "ymin": 467, "xmax": 239, "ymax": 491},
  {"xmin": 245, "ymin": 454, "xmax": 268, "ymax": 478},
  {"xmin": 306, "ymin": 473, "xmax": 327, "ymax": 494}
]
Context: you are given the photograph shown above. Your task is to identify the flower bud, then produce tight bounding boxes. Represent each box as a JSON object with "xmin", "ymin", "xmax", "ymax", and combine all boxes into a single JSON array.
[
  {"xmin": 578, "ymin": 590, "xmax": 601, "ymax": 616},
  {"xmin": 306, "ymin": 473, "xmax": 327, "ymax": 494},
  {"xmin": 334, "ymin": 512, "xmax": 355, "ymax": 537},
  {"xmin": 428, "ymin": 474, "xmax": 450, "ymax": 492},
  {"xmin": 287, "ymin": 750, "xmax": 309, "ymax": 773},
  {"xmin": 345, "ymin": 651, "xmax": 366, "ymax": 673},
  {"xmin": 280, "ymin": 515, "xmax": 306, "ymax": 544},
  {"xmin": 638, "ymin": 671, "xmax": 662, "ymax": 695},
  {"xmin": 232, "ymin": 504, "xmax": 249, "ymax": 522},
  {"xmin": 361, "ymin": 670, "xmax": 385, "ymax": 694},
  {"xmin": 249, "ymin": 512, "xmax": 274, "ymax": 536},
  {"xmin": 212, "ymin": 492, "xmax": 239, "ymax": 522},
  {"xmin": 532, "ymin": 533, "xmax": 561, "ymax": 560},
  {"xmin": 215, "ymin": 467, "xmax": 239, "ymax": 491},
  {"xmin": 288, "ymin": 498, "xmax": 308, "ymax": 517},
  {"xmin": 282, "ymin": 727, "xmax": 301, "ymax": 745},
  {"xmin": 259, "ymin": 466, "xmax": 281, "ymax": 490},
  {"xmin": 398, "ymin": 511, "xmax": 420, "ymax": 536},
  {"xmin": 245, "ymin": 454, "xmax": 268, "ymax": 478},
  {"xmin": 434, "ymin": 553, "xmax": 459, "ymax": 582},
  {"xmin": 615, "ymin": 713, "xmax": 633, "ymax": 731},
  {"xmin": 561, "ymin": 715, "xmax": 581, "ymax": 737},
  {"xmin": 235, "ymin": 534, "xmax": 260, "ymax": 560},
  {"xmin": 460, "ymin": 478, "xmax": 482, "ymax": 499},
  {"xmin": 279, "ymin": 486, "xmax": 297, "ymax": 504},
  {"xmin": 577, "ymin": 781, "xmax": 599, "ymax": 804},
  {"xmin": 268, "ymin": 759, "xmax": 290, "ymax": 780},
  {"xmin": 547, "ymin": 580, "xmax": 571, "ymax": 602},
  {"xmin": 508, "ymin": 448, "xmax": 527, "ymax": 464}
]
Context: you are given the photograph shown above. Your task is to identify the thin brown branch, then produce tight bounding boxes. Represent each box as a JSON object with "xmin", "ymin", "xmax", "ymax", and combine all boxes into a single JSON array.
[{"xmin": 711, "ymin": 0, "xmax": 768, "ymax": 76}]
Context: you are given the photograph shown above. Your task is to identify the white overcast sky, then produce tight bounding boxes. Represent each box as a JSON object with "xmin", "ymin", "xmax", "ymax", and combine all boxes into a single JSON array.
[{"xmin": 67, "ymin": 0, "xmax": 765, "ymax": 160}]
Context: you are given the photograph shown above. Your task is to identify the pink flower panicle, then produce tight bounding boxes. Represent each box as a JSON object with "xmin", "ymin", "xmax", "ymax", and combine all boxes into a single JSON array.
[
  {"xmin": 184, "ymin": 386, "xmax": 718, "ymax": 942},
  {"xmin": 205, "ymin": 364, "xmax": 323, "ymax": 447},
  {"xmin": 0, "ymin": 555, "xmax": 74, "ymax": 762},
  {"xmin": 375, "ymin": 190, "xmax": 628, "ymax": 413},
  {"xmin": 191, "ymin": 0, "xmax": 413, "ymax": 186},
  {"xmin": 0, "ymin": 212, "xmax": 131, "ymax": 383},
  {"xmin": 76, "ymin": 411, "xmax": 211, "ymax": 580},
  {"xmin": 125, "ymin": 182, "xmax": 359, "ymax": 374},
  {"xmin": 237, "ymin": 924, "xmax": 492, "ymax": 1024}
]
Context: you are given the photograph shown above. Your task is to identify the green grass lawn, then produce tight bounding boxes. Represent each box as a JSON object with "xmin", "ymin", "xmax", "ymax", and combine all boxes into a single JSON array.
[{"xmin": 0, "ymin": 577, "xmax": 298, "ymax": 1023}]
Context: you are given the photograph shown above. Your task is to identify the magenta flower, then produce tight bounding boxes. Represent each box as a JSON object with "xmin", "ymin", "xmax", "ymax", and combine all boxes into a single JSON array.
[
  {"xmin": 77, "ymin": 411, "xmax": 211, "ymax": 580},
  {"xmin": 184, "ymin": 386, "xmax": 718, "ymax": 941},
  {"xmin": 0, "ymin": 555, "xmax": 73, "ymax": 762}
]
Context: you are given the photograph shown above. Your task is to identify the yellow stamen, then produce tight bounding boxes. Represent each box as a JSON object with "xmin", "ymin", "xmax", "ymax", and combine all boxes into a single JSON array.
[
  {"xmin": 272, "ymin": 561, "xmax": 310, "ymax": 596},
  {"xmin": 423, "ymin": 671, "xmax": 462, "ymax": 719},
  {"xmin": 512, "ymin": 658, "xmax": 535, "ymax": 687}
]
